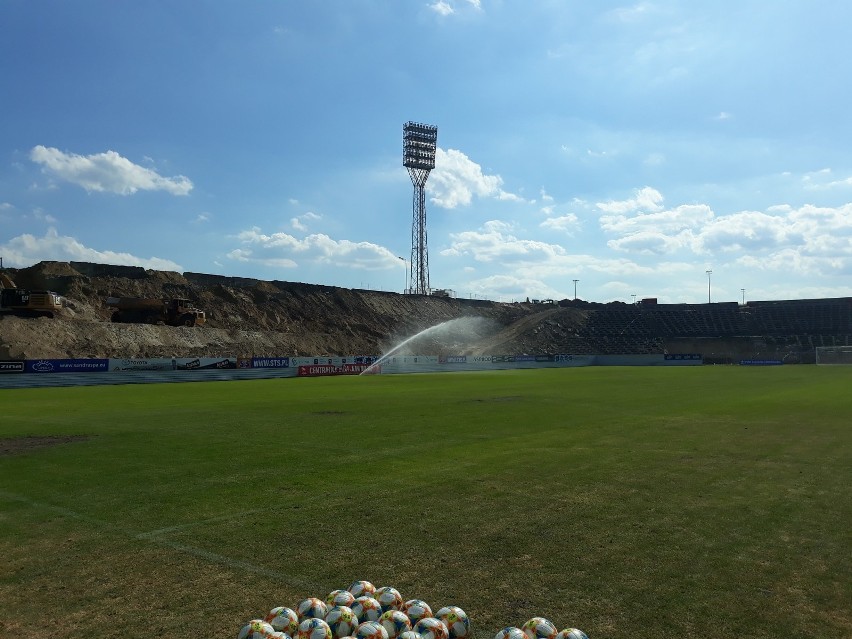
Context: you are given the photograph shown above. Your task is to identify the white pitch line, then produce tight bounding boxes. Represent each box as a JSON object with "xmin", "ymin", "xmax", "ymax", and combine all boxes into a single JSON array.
[
  {"xmin": 0, "ymin": 490, "xmax": 324, "ymax": 591},
  {"xmin": 135, "ymin": 508, "xmax": 270, "ymax": 539}
]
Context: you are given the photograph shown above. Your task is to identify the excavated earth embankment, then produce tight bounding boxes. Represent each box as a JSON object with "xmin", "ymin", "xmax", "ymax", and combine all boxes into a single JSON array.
[{"xmin": 0, "ymin": 261, "xmax": 589, "ymax": 360}]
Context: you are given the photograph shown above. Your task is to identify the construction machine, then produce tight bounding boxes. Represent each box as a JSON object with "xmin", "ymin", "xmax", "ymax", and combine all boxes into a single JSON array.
[
  {"xmin": 106, "ymin": 296, "xmax": 206, "ymax": 327},
  {"xmin": 0, "ymin": 272, "xmax": 66, "ymax": 317}
]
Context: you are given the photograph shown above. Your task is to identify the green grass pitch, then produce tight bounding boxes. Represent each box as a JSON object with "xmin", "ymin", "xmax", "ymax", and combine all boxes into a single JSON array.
[{"xmin": 1, "ymin": 367, "xmax": 850, "ymax": 638}]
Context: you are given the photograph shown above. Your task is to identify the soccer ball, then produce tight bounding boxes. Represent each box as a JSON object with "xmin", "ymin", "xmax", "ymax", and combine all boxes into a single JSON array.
[
  {"xmin": 398, "ymin": 632, "xmax": 421, "ymax": 639},
  {"xmin": 326, "ymin": 606, "xmax": 360, "ymax": 639},
  {"xmin": 555, "ymin": 630, "xmax": 588, "ymax": 639},
  {"xmin": 298, "ymin": 617, "xmax": 333, "ymax": 639},
  {"xmin": 270, "ymin": 633, "xmax": 293, "ymax": 639},
  {"xmin": 355, "ymin": 621, "xmax": 390, "ymax": 639},
  {"xmin": 413, "ymin": 617, "xmax": 448, "ymax": 639},
  {"xmin": 328, "ymin": 590, "xmax": 357, "ymax": 608},
  {"xmin": 352, "ymin": 596, "xmax": 383, "ymax": 622},
  {"xmin": 401, "ymin": 600, "xmax": 432, "ymax": 625},
  {"xmin": 379, "ymin": 610, "xmax": 412, "ymax": 639},
  {"xmin": 239, "ymin": 619, "xmax": 276, "ymax": 639},
  {"xmin": 266, "ymin": 607, "xmax": 300, "ymax": 634},
  {"xmin": 348, "ymin": 580, "xmax": 377, "ymax": 598},
  {"xmin": 375, "ymin": 587, "xmax": 404, "ymax": 612},
  {"xmin": 435, "ymin": 607, "xmax": 470, "ymax": 639},
  {"xmin": 298, "ymin": 598, "xmax": 330, "ymax": 621},
  {"xmin": 493, "ymin": 628, "xmax": 526, "ymax": 639},
  {"xmin": 522, "ymin": 618, "xmax": 557, "ymax": 639}
]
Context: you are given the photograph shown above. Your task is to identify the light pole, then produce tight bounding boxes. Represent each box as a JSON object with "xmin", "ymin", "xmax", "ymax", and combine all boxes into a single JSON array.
[
  {"xmin": 741, "ymin": 288, "xmax": 745, "ymax": 304},
  {"xmin": 573, "ymin": 279, "xmax": 579, "ymax": 300},
  {"xmin": 398, "ymin": 256, "xmax": 408, "ymax": 293},
  {"xmin": 706, "ymin": 270, "xmax": 712, "ymax": 303}
]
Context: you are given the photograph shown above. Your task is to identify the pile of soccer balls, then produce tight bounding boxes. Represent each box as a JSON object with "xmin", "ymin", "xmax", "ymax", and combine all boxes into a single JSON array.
[
  {"xmin": 237, "ymin": 580, "xmax": 589, "ymax": 639},
  {"xmin": 238, "ymin": 581, "xmax": 471, "ymax": 639}
]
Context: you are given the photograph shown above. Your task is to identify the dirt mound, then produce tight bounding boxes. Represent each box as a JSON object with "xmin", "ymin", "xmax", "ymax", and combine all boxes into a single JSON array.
[{"xmin": 1, "ymin": 261, "xmax": 581, "ymax": 360}]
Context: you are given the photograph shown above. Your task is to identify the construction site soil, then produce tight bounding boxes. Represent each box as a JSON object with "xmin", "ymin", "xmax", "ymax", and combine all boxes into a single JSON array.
[{"xmin": 0, "ymin": 261, "xmax": 593, "ymax": 360}]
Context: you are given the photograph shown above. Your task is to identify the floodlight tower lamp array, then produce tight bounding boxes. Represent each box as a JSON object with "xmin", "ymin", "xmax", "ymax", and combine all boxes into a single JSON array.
[{"xmin": 403, "ymin": 121, "xmax": 438, "ymax": 296}]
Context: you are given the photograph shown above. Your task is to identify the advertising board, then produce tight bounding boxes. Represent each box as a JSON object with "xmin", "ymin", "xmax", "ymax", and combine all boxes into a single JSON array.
[{"xmin": 25, "ymin": 359, "xmax": 109, "ymax": 373}]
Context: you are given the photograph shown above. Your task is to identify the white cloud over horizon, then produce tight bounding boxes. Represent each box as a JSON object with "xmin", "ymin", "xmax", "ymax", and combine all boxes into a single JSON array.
[
  {"xmin": 29, "ymin": 146, "xmax": 193, "ymax": 196},
  {"xmin": 0, "ymin": 228, "xmax": 183, "ymax": 271},
  {"xmin": 228, "ymin": 227, "xmax": 401, "ymax": 270}
]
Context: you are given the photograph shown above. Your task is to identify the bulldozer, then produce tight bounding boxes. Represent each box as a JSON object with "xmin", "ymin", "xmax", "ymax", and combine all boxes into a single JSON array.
[
  {"xmin": 106, "ymin": 296, "xmax": 206, "ymax": 327},
  {"xmin": 0, "ymin": 272, "xmax": 67, "ymax": 318}
]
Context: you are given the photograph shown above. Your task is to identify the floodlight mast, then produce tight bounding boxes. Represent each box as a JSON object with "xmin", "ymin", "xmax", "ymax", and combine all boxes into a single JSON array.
[{"xmin": 403, "ymin": 121, "xmax": 437, "ymax": 295}]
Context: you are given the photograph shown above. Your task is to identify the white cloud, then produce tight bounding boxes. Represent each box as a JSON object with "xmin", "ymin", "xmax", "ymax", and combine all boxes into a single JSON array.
[
  {"xmin": 714, "ymin": 111, "xmax": 733, "ymax": 121},
  {"xmin": 291, "ymin": 211, "xmax": 322, "ymax": 232},
  {"xmin": 428, "ymin": 148, "xmax": 522, "ymax": 208},
  {"xmin": 441, "ymin": 220, "xmax": 568, "ymax": 262},
  {"xmin": 596, "ymin": 186, "xmax": 665, "ymax": 214},
  {"xmin": 0, "ymin": 228, "xmax": 183, "ymax": 270},
  {"xmin": 429, "ymin": 1, "xmax": 454, "ymax": 16},
  {"xmin": 29, "ymin": 146, "xmax": 193, "ymax": 195},
  {"xmin": 429, "ymin": 0, "xmax": 480, "ymax": 16},
  {"xmin": 596, "ymin": 186, "xmax": 852, "ymax": 277},
  {"xmin": 229, "ymin": 227, "xmax": 400, "ymax": 270},
  {"xmin": 540, "ymin": 214, "xmax": 580, "ymax": 233},
  {"xmin": 0, "ymin": 202, "xmax": 12, "ymax": 210}
]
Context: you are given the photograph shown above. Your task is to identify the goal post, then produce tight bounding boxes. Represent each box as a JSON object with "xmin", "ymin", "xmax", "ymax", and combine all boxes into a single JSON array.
[{"xmin": 815, "ymin": 346, "xmax": 852, "ymax": 365}]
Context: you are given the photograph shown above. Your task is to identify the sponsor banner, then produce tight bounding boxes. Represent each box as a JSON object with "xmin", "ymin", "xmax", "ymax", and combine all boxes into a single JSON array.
[
  {"xmin": 665, "ymin": 353, "xmax": 703, "ymax": 361},
  {"xmin": 175, "ymin": 357, "xmax": 237, "ymax": 370},
  {"xmin": 290, "ymin": 356, "xmax": 362, "ymax": 367},
  {"xmin": 441, "ymin": 355, "xmax": 467, "ymax": 364},
  {"xmin": 514, "ymin": 355, "xmax": 537, "ymax": 362},
  {"xmin": 110, "ymin": 358, "xmax": 173, "ymax": 372},
  {"xmin": 26, "ymin": 359, "xmax": 109, "ymax": 373},
  {"xmin": 535, "ymin": 355, "xmax": 554, "ymax": 362},
  {"xmin": 470, "ymin": 355, "xmax": 493, "ymax": 363},
  {"xmin": 492, "ymin": 355, "xmax": 514, "ymax": 363},
  {"xmin": 740, "ymin": 359, "xmax": 783, "ymax": 366},
  {"xmin": 554, "ymin": 354, "xmax": 574, "ymax": 363},
  {"xmin": 297, "ymin": 363, "xmax": 371, "ymax": 377},
  {"xmin": 0, "ymin": 360, "xmax": 25, "ymax": 373},
  {"xmin": 251, "ymin": 357, "xmax": 290, "ymax": 369}
]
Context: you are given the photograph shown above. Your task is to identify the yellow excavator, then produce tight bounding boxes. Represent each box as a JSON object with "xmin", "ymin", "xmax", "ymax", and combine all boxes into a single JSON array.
[{"xmin": 0, "ymin": 272, "xmax": 67, "ymax": 318}]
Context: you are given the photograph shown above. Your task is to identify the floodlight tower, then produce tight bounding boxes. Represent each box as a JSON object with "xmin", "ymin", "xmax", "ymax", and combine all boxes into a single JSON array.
[{"xmin": 403, "ymin": 121, "xmax": 438, "ymax": 295}]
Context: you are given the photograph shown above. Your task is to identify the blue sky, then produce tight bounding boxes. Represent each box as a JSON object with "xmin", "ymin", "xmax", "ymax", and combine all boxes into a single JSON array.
[{"xmin": 3, "ymin": 1, "xmax": 852, "ymax": 304}]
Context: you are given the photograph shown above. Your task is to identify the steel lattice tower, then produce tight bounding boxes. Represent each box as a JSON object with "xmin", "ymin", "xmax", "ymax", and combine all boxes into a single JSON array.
[{"xmin": 403, "ymin": 121, "xmax": 438, "ymax": 295}]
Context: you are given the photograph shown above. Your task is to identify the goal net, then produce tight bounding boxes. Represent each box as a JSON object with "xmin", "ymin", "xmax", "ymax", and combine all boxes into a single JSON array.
[{"xmin": 815, "ymin": 345, "xmax": 852, "ymax": 365}]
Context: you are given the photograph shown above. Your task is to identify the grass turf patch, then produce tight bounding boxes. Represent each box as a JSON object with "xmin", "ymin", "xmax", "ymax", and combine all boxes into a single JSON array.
[{"xmin": 1, "ymin": 367, "xmax": 850, "ymax": 638}]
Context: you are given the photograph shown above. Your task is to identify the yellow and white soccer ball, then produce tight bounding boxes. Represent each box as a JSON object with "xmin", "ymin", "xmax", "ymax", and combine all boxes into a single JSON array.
[
  {"xmin": 355, "ymin": 620, "xmax": 390, "ymax": 639},
  {"xmin": 494, "ymin": 627, "xmax": 526, "ymax": 639},
  {"xmin": 379, "ymin": 609, "xmax": 412, "ymax": 639},
  {"xmin": 435, "ymin": 606, "xmax": 470, "ymax": 639},
  {"xmin": 555, "ymin": 630, "xmax": 588, "ymax": 639},
  {"xmin": 348, "ymin": 580, "xmax": 377, "ymax": 599},
  {"xmin": 238, "ymin": 619, "xmax": 276, "ymax": 639},
  {"xmin": 352, "ymin": 596, "xmax": 383, "ymax": 622},
  {"xmin": 413, "ymin": 617, "xmax": 448, "ymax": 639},
  {"xmin": 521, "ymin": 618, "xmax": 557, "ymax": 639},
  {"xmin": 375, "ymin": 587, "xmax": 404, "ymax": 612},
  {"xmin": 298, "ymin": 617, "xmax": 334, "ymax": 639},
  {"xmin": 326, "ymin": 606, "xmax": 359, "ymax": 639},
  {"xmin": 298, "ymin": 598, "xmax": 330, "ymax": 622},
  {"xmin": 401, "ymin": 600, "xmax": 432, "ymax": 625},
  {"xmin": 266, "ymin": 606, "xmax": 299, "ymax": 634}
]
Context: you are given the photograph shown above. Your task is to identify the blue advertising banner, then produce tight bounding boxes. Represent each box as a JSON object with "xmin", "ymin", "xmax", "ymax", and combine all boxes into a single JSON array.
[
  {"xmin": 26, "ymin": 359, "xmax": 109, "ymax": 373},
  {"xmin": 251, "ymin": 357, "xmax": 290, "ymax": 368},
  {"xmin": 665, "ymin": 353, "xmax": 703, "ymax": 361},
  {"xmin": 740, "ymin": 359, "xmax": 783, "ymax": 366}
]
